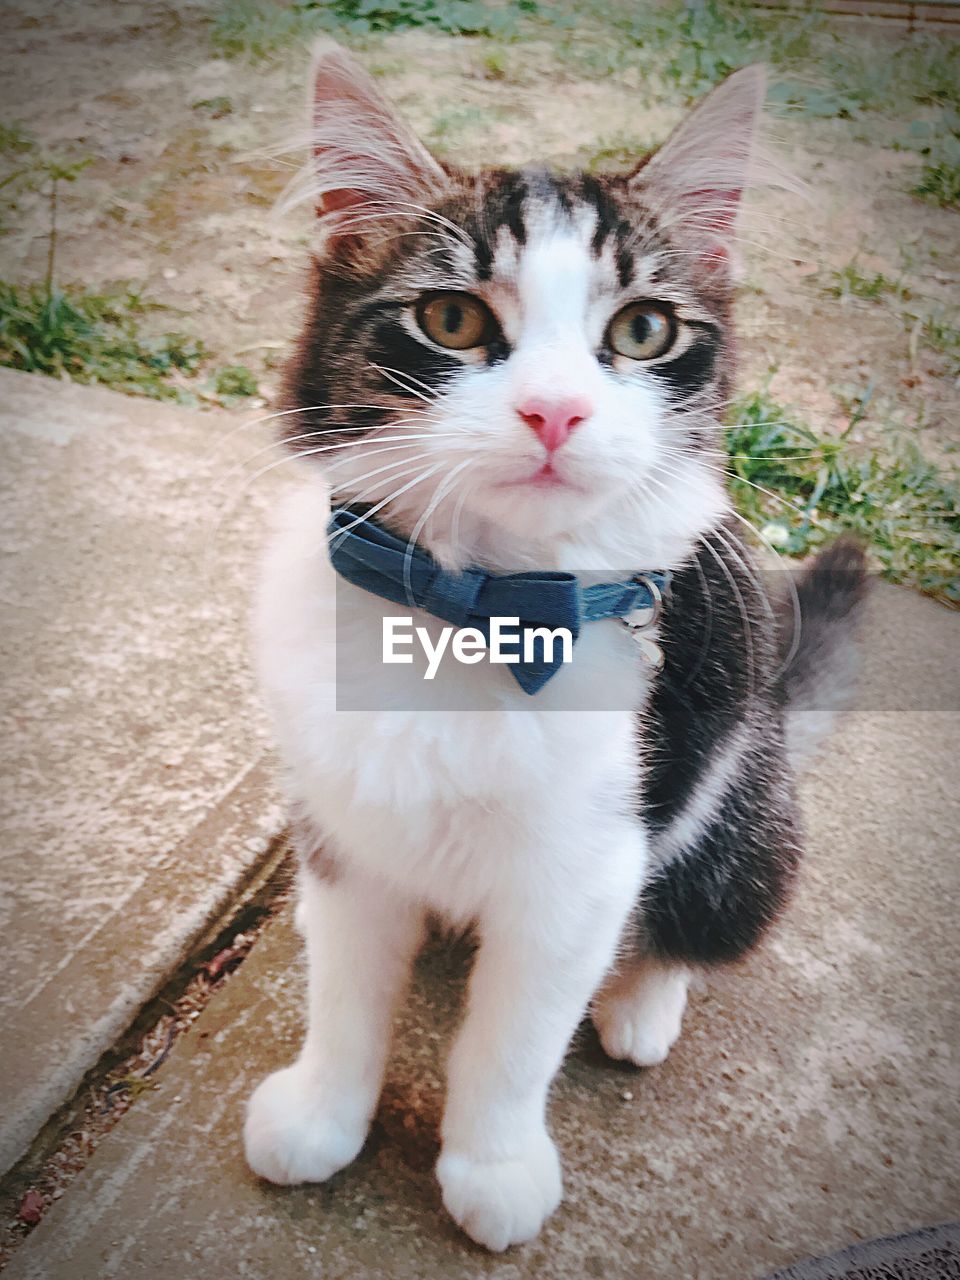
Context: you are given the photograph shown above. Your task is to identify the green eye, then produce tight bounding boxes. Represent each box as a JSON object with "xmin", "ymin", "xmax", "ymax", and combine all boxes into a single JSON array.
[
  {"xmin": 417, "ymin": 292, "xmax": 495, "ymax": 351},
  {"xmin": 608, "ymin": 302, "xmax": 675, "ymax": 361}
]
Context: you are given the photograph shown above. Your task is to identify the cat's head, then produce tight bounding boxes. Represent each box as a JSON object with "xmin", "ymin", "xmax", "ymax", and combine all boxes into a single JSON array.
[{"xmin": 284, "ymin": 43, "xmax": 767, "ymax": 571}]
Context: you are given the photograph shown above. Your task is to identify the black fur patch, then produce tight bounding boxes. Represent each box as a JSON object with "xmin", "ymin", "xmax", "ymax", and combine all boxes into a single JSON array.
[
  {"xmin": 368, "ymin": 319, "xmax": 462, "ymax": 396},
  {"xmin": 641, "ymin": 777, "xmax": 801, "ymax": 964},
  {"xmin": 775, "ymin": 536, "xmax": 870, "ymax": 714},
  {"xmin": 469, "ymin": 171, "xmax": 528, "ymax": 280},
  {"xmin": 648, "ymin": 329, "xmax": 719, "ymax": 401},
  {"xmin": 578, "ymin": 174, "xmax": 637, "ymax": 287},
  {"xmin": 643, "ymin": 528, "xmax": 764, "ymax": 829},
  {"xmin": 636, "ymin": 525, "xmax": 802, "ymax": 966}
]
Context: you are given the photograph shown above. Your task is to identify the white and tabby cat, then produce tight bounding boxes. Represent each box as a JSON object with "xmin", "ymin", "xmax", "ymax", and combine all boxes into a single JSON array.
[{"xmin": 242, "ymin": 44, "xmax": 866, "ymax": 1251}]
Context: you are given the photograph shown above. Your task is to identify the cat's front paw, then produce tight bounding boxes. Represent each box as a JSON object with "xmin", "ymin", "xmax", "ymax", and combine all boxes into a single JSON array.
[
  {"xmin": 244, "ymin": 1065, "xmax": 367, "ymax": 1185},
  {"xmin": 436, "ymin": 1130, "xmax": 562, "ymax": 1252}
]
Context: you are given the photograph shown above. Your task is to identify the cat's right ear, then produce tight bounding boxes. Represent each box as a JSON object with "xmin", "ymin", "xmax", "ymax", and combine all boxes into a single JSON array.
[{"xmin": 306, "ymin": 41, "xmax": 447, "ymax": 259}]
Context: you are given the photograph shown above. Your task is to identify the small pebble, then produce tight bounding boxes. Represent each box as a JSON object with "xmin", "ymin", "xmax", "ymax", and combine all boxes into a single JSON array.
[{"xmin": 621, "ymin": 1089, "xmax": 633, "ymax": 1101}]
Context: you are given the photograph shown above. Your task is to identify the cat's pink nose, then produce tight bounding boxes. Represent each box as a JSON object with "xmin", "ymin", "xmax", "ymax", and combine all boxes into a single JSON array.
[{"xmin": 516, "ymin": 394, "xmax": 593, "ymax": 453}]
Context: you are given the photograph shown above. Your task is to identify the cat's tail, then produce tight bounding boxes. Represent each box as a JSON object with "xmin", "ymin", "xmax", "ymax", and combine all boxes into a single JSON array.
[{"xmin": 774, "ymin": 536, "xmax": 870, "ymax": 768}]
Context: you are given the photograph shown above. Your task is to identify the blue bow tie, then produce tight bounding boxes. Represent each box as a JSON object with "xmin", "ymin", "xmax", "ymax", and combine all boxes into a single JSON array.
[{"xmin": 327, "ymin": 505, "xmax": 669, "ymax": 695}]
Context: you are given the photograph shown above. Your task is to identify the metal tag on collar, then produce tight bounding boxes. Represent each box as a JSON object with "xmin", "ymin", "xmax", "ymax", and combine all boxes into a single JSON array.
[{"xmin": 623, "ymin": 574, "xmax": 665, "ymax": 672}]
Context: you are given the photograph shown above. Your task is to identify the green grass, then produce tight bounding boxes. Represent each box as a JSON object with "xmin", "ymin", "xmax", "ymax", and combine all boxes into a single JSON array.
[
  {"xmin": 655, "ymin": 1, "xmax": 820, "ymax": 99},
  {"xmin": 0, "ymin": 283, "xmax": 208, "ymax": 402},
  {"xmin": 681, "ymin": 4, "xmax": 953, "ymax": 111},
  {"xmin": 212, "ymin": 0, "xmax": 541, "ymax": 56},
  {"xmin": 902, "ymin": 111, "xmax": 960, "ymax": 207},
  {"xmin": 578, "ymin": 132, "xmax": 657, "ymax": 174},
  {"xmin": 479, "ymin": 48, "xmax": 509, "ymax": 79},
  {"xmin": 826, "ymin": 261, "xmax": 905, "ymax": 303},
  {"xmin": 0, "ymin": 121, "xmax": 33, "ymax": 156},
  {"xmin": 912, "ymin": 151, "xmax": 960, "ymax": 208},
  {"xmin": 0, "ymin": 282, "xmax": 263, "ymax": 405},
  {"xmin": 806, "ymin": 35, "xmax": 960, "ymax": 119},
  {"xmin": 555, "ymin": 1, "xmax": 832, "ymax": 102},
  {"xmin": 727, "ymin": 389, "xmax": 959, "ymax": 607},
  {"xmin": 825, "ymin": 263, "xmax": 959, "ymax": 376},
  {"xmin": 328, "ymin": 0, "xmax": 540, "ymax": 34},
  {"xmin": 211, "ymin": 1, "xmax": 324, "ymax": 56},
  {"xmin": 1, "ymin": 121, "xmax": 36, "ymax": 234},
  {"xmin": 428, "ymin": 103, "xmax": 506, "ymax": 151},
  {"xmin": 551, "ymin": 0, "xmax": 959, "ymax": 122},
  {"xmin": 208, "ymin": 0, "xmax": 960, "ymax": 135},
  {"xmin": 921, "ymin": 316, "xmax": 960, "ymax": 372},
  {"xmin": 191, "ymin": 95, "xmax": 234, "ymax": 118},
  {"xmin": 214, "ymin": 362, "xmax": 259, "ymax": 399}
]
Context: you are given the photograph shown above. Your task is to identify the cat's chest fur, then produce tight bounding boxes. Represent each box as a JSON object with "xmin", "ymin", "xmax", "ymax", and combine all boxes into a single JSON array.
[{"xmin": 256, "ymin": 485, "xmax": 654, "ymax": 921}]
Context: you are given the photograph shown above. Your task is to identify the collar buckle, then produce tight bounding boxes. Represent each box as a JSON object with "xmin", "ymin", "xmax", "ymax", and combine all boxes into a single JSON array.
[
  {"xmin": 623, "ymin": 573, "xmax": 664, "ymax": 631},
  {"xmin": 623, "ymin": 574, "xmax": 665, "ymax": 672}
]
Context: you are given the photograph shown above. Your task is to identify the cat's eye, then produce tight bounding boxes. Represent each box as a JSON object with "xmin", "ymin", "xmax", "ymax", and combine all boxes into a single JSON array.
[
  {"xmin": 417, "ymin": 292, "xmax": 495, "ymax": 351},
  {"xmin": 607, "ymin": 303, "xmax": 675, "ymax": 361}
]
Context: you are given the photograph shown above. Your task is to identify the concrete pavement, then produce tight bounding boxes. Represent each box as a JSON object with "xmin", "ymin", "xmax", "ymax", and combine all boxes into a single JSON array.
[
  {"xmin": 3, "ymin": 560, "xmax": 958, "ymax": 1277},
  {"xmin": 0, "ymin": 370, "xmax": 284, "ymax": 1176}
]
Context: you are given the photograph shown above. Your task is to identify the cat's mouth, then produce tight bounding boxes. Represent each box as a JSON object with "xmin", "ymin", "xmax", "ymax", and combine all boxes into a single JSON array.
[{"xmin": 500, "ymin": 462, "xmax": 583, "ymax": 492}]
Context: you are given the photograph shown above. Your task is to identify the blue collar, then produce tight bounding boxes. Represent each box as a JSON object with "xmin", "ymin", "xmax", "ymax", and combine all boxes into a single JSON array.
[{"xmin": 327, "ymin": 504, "xmax": 669, "ymax": 695}]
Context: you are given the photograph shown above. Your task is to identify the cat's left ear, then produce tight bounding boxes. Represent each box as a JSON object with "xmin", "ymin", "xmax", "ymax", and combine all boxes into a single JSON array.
[
  {"xmin": 633, "ymin": 65, "xmax": 767, "ymax": 274},
  {"xmin": 305, "ymin": 40, "xmax": 448, "ymax": 258}
]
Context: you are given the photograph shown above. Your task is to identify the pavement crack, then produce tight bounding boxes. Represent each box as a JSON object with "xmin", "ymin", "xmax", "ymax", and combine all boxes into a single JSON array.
[{"xmin": 0, "ymin": 833, "xmax": 295, "ymax": 1271}]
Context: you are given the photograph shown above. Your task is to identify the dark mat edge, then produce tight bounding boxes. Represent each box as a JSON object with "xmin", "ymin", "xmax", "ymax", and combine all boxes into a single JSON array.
[{"xmin": 765, "ymin": 1221, "xmax": 960, "ymax": 1280}]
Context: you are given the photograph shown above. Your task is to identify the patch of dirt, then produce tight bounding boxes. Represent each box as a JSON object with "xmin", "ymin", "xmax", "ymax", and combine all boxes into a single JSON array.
[{"xmin": 2, "ymin": 3, "xmax": 957, "ymax": 461}]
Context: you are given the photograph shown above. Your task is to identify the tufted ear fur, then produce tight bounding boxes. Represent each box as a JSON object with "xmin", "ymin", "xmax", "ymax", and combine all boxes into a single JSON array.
[
  {"xmin": 633, "ymin": 65, "xmax": 767, "ymax": 273},
  {"xmin": 304, "ymin": 40, "xmax": 448, "ymax": 259}
]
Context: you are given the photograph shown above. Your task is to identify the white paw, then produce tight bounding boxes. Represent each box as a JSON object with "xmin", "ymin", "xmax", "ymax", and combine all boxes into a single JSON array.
[
  {"xmin": 437, "ymin": 1130, "xmax": 562, "ymax": 1252},
  {"xmin": 593, "ymin": 963, "xmax": 690, "ymax": 1067},
  {"xmin": 243, "ymin": 1064, "xmax": 367, "ymax": 1185}
]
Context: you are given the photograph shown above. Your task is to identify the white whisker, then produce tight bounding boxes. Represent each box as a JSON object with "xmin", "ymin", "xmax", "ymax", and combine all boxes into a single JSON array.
[
  {"xmin": 402, "ymin": 460, "xmax": 474, "ymax": 603},
  {"xmin": 328, "ymin": 449, "xmax": 440, "ymax": 495},
  {"xmin": 216, "ymin": 423, "xmax": 452, "ymax": 491},
  {"xmin": 327, "ymin": 464, "xmax": 444, "ymax": 552},
  {"xmin": 369, "ymin": 363, "xmax": 438, "ymax": 404},
  {"xmin": 208, "ymin": 401, "xmax": 432, "ymax": 459}
]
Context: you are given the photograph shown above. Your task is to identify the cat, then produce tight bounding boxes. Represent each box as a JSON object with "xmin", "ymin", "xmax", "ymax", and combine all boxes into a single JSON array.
[{"xmin": 242, "ymin": 42, "xmax": 867, "ymax": 1252}]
